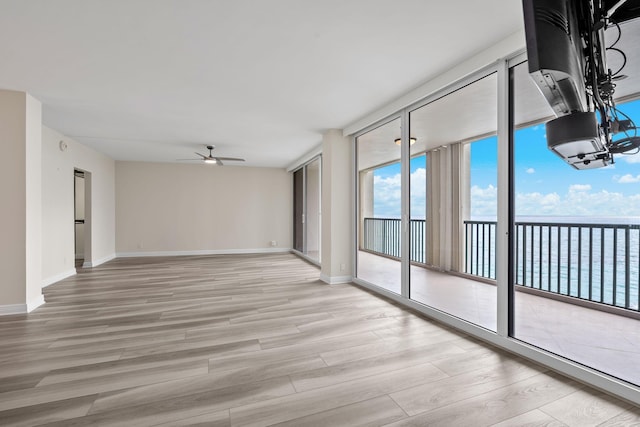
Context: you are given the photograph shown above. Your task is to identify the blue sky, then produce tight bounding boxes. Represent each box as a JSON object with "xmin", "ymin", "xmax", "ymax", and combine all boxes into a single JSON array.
[{"xmin": 372, "ymin": 99, "xmax": 640, "ymax": 219}]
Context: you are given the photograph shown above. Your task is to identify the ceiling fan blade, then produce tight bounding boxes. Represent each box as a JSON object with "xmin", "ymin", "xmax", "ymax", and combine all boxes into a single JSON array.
[
  {"xmin": 216, "ymin": 159, "xmax": 224, "ymax": 166},
  {"xmin": 214, "ymin": 157, "xmax": 245, "ymax": 162},
  {"xmin": 176, "ymin": 159, "xmax": 202, "ymax": 161},
  {"xmin": 194, "ymin": 152, "xmax": 208, "ymax": 159}
]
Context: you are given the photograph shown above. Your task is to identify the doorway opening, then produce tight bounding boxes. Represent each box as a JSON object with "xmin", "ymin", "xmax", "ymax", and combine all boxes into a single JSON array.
[{"xmin": 74, "ymin": 169, "xmax": 92, "ymax": 269}]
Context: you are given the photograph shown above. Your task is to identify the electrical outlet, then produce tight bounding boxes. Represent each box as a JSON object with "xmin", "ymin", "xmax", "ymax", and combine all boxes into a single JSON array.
[
  {"xmin": 340, "ymin": 263, "xmax": 345, "ymax": 271},
  {"xmin": 270, "ymin": 240, "xmax": 277, "ymax": 247}
]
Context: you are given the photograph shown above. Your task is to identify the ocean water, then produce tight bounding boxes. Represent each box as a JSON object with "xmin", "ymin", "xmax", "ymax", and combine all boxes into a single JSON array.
[{"xmin": 467, "ymin": 216, "xmax": 640, "ymax": 310}]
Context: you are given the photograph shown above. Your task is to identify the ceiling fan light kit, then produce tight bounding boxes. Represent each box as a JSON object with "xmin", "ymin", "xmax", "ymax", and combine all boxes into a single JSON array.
[{"xmin": 178, "ymin": 145, "xmax": 245, "ymax": 166}]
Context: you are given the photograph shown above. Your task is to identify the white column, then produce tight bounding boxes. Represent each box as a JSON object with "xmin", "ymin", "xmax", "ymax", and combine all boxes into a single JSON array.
[
  {"xmin": 320, "ymin": 129, "xmax": 353, "ymax": 284},
  {"xmin": 0, "ymin": 89, "xmax": 43, "ymax": 314}
]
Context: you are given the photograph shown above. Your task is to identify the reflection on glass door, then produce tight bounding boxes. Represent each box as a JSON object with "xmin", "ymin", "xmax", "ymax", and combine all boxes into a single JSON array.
[
  {"xmin": 408, "ymin": 74, "xmax": 498, "ymax": 331},
  {"xmin": 511, "ymin": 60, "xmax": 640, "ymax": 386},
  {"xmin": 356, "ymin": 118, "xmax": 402, "ymax": 294}
]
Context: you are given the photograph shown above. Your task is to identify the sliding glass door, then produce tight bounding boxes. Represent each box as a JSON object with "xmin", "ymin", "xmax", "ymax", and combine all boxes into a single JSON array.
[
  {"xmin": 292, "ymin": 156, "xmax": 321, "ymax": 263},
  {"xmin": 510, "ymin": 59, "xmax": 640, "ymax": 386},
  {"xmin": 356, "ymin": 117, "xmax": 402, "ymax": 294},
  {"xmin": 408, "ymin": 74, "xmax": 498, "ymax": 331},
  {"xmin": 293, "ymin": 168, "xmax": 304, "ymax": 253}
]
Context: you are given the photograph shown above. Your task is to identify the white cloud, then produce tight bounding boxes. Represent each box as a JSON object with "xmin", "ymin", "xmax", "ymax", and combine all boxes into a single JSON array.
[
  {"xmin": 516, "ymin": 192, "xmax": 561, "ymax": 215},
  {"xmin": 569, "ymin": 184, "xmax": 591, "ymax": 192},
  {"xmin": 526, "ymin": 168, "xmax": 535, "ymax": 174},
  {"xmin": 517, "ymin": 189, "xmax": 640, "ymax": 216},
  {"xmin": 372, "ymin": 168, "xmax": 427, "ymax": 218},
  {"xmin": 623, "ymin": 153, "xmax": 640, "ymax": 164},
  {"xmin": 616, "ymin": 174, "xmax": 640, "ymax": 184},
  {"xmin": 373, "ymin": 170, "xmax": 640, "ymax": 219},
  {"xmin": 373, "ymin": 173, "xmax": 401, "ymax": 217},
  {"xmin": 470, "ymin": 185, "xmax": 497, "ymax": 216}
]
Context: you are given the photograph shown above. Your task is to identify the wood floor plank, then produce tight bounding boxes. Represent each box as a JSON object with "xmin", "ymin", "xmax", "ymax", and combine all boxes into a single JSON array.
[
  {"xmin": 0, "ymin": 348, "xmax": 123, "ymax": 378},
  {"xmin": 0, "ymin": 372, "xmax": 48, "ymax": 393},
  {"xmin": 50, "ymin": 376, "xmax": 296, "ymax": 427},
  {"xmin": 208, "ymin": 331, "xmax": 380, "ymax": 373},
  {"xmin": 153, "ymin": 409, "xmax": 230, "ymax": 427},
  {"xmin": 271, "ymin": 395, "xmax": 407, "ymax": 427},
  {"xmin": 0, "ymin": 395, "xmax": 96, "ymax": 427},
  {"xmin": 89, "ymin": 356, "xmax": 324, "ymax": 413},
  {"xmin": 259, "ymin": 316, "xmax": 403, "ymax": 350},
  {"xmin": 319, "ymin": 327, "xmax": 464, "ymax": 366},
  {"xmin": 119, "ymin": 335, "xmax": 261, "ymax": 360},
  {"xmin": 489, "ymin": 409, "xmax": 568, "ymax": 426},
  {"xmin": 291, "ymin": 341, "xmax": 465, "ymax": 392},
  {"xmin": 539, "ymin": 389, "xmax": 633, "ymax": 427},
  {"xmin": 429, "ymin": 345, "xmax": 517, "ymax": 377},
  {"xmin": 0, "ymin": 359, "xmax": 209, "ymax": 412},
  {"xmin": 382, "ymin": 371, "xmax": 581, "ymax": 427},
  {"xmin": 597, "ymin": 407, "xmax": 640, "ymax": 426},
  {"xmin": 229, "ymin": 362, "xmax": 448, "ymax": 427},
  {"xmin": 0, "ymin": 253, "xmax": 635, "ymax": 426},
  {"xmin": 389, "ymin": 358, "xmax": 548, "ymax": 416}
]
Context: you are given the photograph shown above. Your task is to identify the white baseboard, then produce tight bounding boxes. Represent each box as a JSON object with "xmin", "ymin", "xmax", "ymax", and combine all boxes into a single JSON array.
[
  {"xmin": 27, "ymin": 294, "xmax": 45, "ymax": 312},
  {"xmin": 42, "ymin": 269, "xmax": 76, "ymax": 288},
  {"xmin": 83, "ymin": 253, "xmax": 116, "ymax": 268},
  {"xmin": 0, "ymin": 303, "xmax": 27, "ymax": 316},
  {"xmin": 116, "ymin": 248, "xmax": 291, "ymax": 258},
  {"xmin": 0, "ymin": 294, "xmax": 46, "ymax": 316},
  {"xmin": 320, "ymin": 273, "xmax": 353, "ymax": 285}
]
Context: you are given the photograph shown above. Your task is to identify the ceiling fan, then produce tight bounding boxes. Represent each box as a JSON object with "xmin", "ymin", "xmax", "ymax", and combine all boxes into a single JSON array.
[{"xmin": 179, "ymin": 145, "xmax": 245, "ymax": 166}]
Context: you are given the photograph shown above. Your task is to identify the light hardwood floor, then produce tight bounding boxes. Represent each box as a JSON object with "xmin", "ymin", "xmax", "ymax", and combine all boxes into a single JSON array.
[{"xmin": 0, "ymin": 253, "xmax": 638, "ymax": 426}]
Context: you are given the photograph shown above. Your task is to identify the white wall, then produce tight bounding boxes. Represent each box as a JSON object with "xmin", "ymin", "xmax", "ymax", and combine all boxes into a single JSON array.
[
  {"xmin": 0, "ymin": 90, "xmax": 42, "ymax": 312},
  {"xmin": 115, "ymin": 162, "xmax": 292, "ymax": 255},
  {"xmin": 41, "ymin": 126, "xmax": 116, "ymax": 286},
  {"xmin": 25, "ymin": 94, "xmax": 43, "ymax": 308}
]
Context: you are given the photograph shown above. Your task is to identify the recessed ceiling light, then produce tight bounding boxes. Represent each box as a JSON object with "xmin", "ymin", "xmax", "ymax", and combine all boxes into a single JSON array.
[{"xmin": 394, "ymin": 137, "xmax": 417, "ymax": 146}]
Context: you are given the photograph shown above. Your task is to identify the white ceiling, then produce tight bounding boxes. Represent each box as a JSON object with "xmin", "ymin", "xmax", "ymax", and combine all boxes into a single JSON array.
[
  {"xmin": 356, "ymin": 17, "xmax": 640, "ymax": 171},
  {"xmin": 0, "ymin": 0, "xmax": 525, "ymax": 167}
]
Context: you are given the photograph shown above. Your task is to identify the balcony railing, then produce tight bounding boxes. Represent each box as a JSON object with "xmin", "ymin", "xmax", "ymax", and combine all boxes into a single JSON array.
[
  {"xmin": 362, "ymin": 218, "xmax": 425, "ymax": 263},
  {"xmin": 362, "ymin": 217, "xmax": 640, "ymax": 312},
  {"xmin": 465, "ymin": 220, "xmax": 497, "ymax": 280},
  {"xmin": 514, "ymin": 221, "xmax": 640, "ymax": 311}
]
